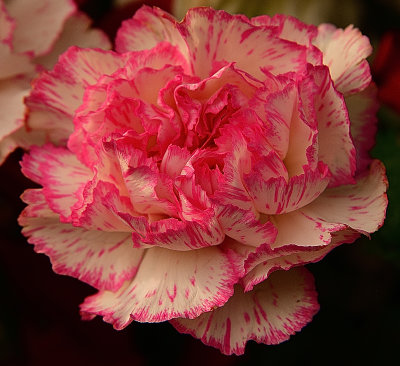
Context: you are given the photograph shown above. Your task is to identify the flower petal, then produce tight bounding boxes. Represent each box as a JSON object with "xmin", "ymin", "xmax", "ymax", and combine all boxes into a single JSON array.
[
  {"xmin": 73, "ymin": 181, "xmax": 135, "ymax": 232},
  {"xmin": 26, "ymin": 47, "xmax": 126, "ymax": 144},
  {"xmin": 213, "ymin": 129, "xmax": 254, "ymax": 212},
  {"xmin": 244, "ymin": 162, "xmax": 330, "ymax": 215},
  {"xmin": 160, "ymin": 144, "xmax": 191, "ymax": 179},
  {"xmin": 35, "ymin": 11, "xmax": 111, "ymax": 69},
  {"xmin": 252, "ymin": 14, "xmax": 318, "ymax": 48},
  {"xmin": 271, "ymin": 209, "xmax": 346, "ymax": 249},
  {"xmin": 19, "ymin": 189, "xmax": 143, "ymax": 291},
  {"xmin": 178, "ymin": 7, "xmax": 307, "ymax": 79},
  {"xmin": 242, "ymin": 229, "xmax": 359, "ymax": 292},
  {"xmin": 217, "ymin": 204, "xmax": 277, "ymax": 247},
  {"xmin": 304, "ymin": 159, "xmax": 388, "ymax": 234},
  {"xmin": 115, "ymin": 5, "xmax": 188, "ymax": 58},
  {"xmin": 79, "ymin": 246, "xmax": 239, "ymax": 325},
  {"xmin": 6, "ymin": 0, "xmax": 75, "ymax": 56},
  {"xmin": 0, "ymin": 76, "xmax": 29, "ymax": 141},
  {"xmin": 170, "ymin": 267, "xmax": 319, "ymax": 355},
  {"xmin": 120, "ymin": 213, "xmax": 225, "ymax": 251},
  {"xmin": 306, "ymin": 65, "xmax": 356, "ymax": 186},
  {"xmin": 21, "ymin": 145, "xmax": 92, "ymax": 222},
  {"xmin": 0, "ymin": 42, "xmax": 34, "ymax": 79},
  {"xmin": 313, "ymin": 24, "xmax": 372, "ymax": 95}
]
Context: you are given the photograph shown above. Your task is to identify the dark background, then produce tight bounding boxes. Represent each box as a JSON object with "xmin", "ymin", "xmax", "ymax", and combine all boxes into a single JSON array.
[{"xmin": 1, "ymin": 0, "xmax": 399, "ymax": 364}]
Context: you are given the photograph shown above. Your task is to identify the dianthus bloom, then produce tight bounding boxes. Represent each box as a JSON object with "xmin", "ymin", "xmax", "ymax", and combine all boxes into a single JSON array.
[
  {"xmin": 0, "ymin": 0, "xmax": 110, "ymax": 163},
  {"xmin": 19, "ymin": 6, "xmax": 387, "ymax": 355}
]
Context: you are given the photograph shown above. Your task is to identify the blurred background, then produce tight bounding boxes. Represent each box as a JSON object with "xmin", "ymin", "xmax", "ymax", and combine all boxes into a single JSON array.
[{"xmin": 1, "ymin": 0, "xmax": 399, "ymax": 364}]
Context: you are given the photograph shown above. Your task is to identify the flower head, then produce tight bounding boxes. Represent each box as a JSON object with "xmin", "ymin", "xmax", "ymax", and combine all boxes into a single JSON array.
[{"xmin": 19, "ymin": 6, "xmax": 387, "ymax": 354}]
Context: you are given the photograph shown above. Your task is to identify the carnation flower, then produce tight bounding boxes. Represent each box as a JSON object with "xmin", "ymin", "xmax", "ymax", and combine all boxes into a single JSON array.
[
  {"xmin": 19, "ymin": 6, "xmax": 387, "ymax": 355},
  {"xmin": 0, "ymin": 0, "xmax": 110, "ymax": 163}
]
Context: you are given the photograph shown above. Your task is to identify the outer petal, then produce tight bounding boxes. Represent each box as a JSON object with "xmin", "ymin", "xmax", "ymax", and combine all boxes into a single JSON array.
[
  {"xmin": 304, "ymin": 159, "xmax": 388, "ymax": 234},
  {"xmin": 5, "ymin": 0, "xmax": 75, "ymax": 56},
  {"xmin": 313, "ymin": 24, "xmax": 372, "ymax": 95},
  {"xmin": 80, "ymin": 246, "xmax": 239, "ymax": 325},
  {"xmin": 20, "ymin": 145, "xmax": 92, "ymax": 222},
  {"xmin": 19, "ymin": 189, "xmax": 143, "ymax": 292},
  {"xmin": 35, "ymin": 11, "xmax": 111, "ymax": 69},
  {"xmin": 241, "ymin": 229, "xmax": 359, "ymax": 292},
  {"xmin": 270, "ymin": 209, "xmax": 346, "ymax": 249},
  {"xmin": 171, "ymin": 267, "xmax": 319, "ymax": 355},
  {"xmin": 26, "ymin": 47, "xmax": 126, "ymax": 144}
]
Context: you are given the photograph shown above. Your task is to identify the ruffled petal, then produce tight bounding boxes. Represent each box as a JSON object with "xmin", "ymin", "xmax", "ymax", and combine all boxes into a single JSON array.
[
  {"xmin": 26, "ymin": 47, "xmax": 127, "ymax": 144},
  {"xmin": 259, "ymin": 82, "xmax": 297, "ymax": 162},
  {"xmin": 304, "ymin": 160, "xmax": 388, "ymax": 234},
  {"xmin": 115, "ymin": 5, "xmax": 188, "ymax": 57},
  {"xmin": 213, "ymin": 129, "xmax": 254, "ymax": 212},
  {"xmin": 120, "ymin": 212, "xmax": 225, "ymax": 251},
  {"xmin": 21, "ymin": 145, "xmax": 92, "ymax": 222},
  {"xmin": 271, "ymin": 209, "xmax": 346, "ymax": 249},
  {"xmin": 305, "ymin": 65, "xmax": 356, "ymax": 186},
  {"xmin": 73, "ymin": 181, "xmax": 135, "ymax": 232},
  {"xmin": 217, "ymin": 204, "xmax": 277, "ymax": 247},
  {"xmin": 244, "ymin": 162, "xmax": 330, "ymax": 215},
  {"xmin": 251, "ymin": 14, "xmax": 318, "ymax": 48},
  {"xmin": 242, "ymin": 229, "xmax": 360, "ymax": 291},
  {"xmin": 177, "ymin": 7, "xmax": 307, "ymax": 79},
  {"xmin": 19, "ymin": 189, "xmax": 143, "ymax": 291},
  {"xmin": 170, "ymin": 267, "xmax": 319, "ymax": 355},
  {"xmin": 160, "ymin": 144, "xmax": 191, "ymax": 179},
  {"xmin": 79, "ymin": 246, "xmax": 239, "ymax": 325},
  {"xmin": 260, "ymin": 79, "xmax": 319, "ymax": 176},
  {"xmin": 313, "ymin": 24, "xmax": 372, "ymax": 95}
]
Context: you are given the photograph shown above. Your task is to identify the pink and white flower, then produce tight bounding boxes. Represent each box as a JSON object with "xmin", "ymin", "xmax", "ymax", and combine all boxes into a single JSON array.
[
  {"xmin": 0, "ymin": 0, "xmax": 110, "ymax": 163},
  {"xmin": 19, "ymin": 6, "xmax": 387, "ymax": 354}
]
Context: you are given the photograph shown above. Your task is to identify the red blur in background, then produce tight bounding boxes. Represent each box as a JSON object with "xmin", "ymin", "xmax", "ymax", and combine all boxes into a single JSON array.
[{"xmin": 373, "ymin": 31, "xmax": 400, "ymax": 113}]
